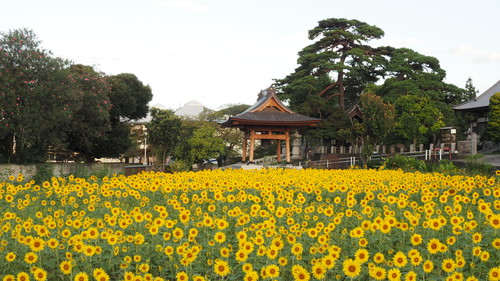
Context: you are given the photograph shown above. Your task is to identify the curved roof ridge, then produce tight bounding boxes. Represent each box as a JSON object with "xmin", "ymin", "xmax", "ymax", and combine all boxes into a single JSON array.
[
  {"xmin": 242, "ymin": 86, "xmax": 294, "ymax": 114},
  {"xmin": 220, "ymin": 86, "xmax": 320, "ymax": 128}
]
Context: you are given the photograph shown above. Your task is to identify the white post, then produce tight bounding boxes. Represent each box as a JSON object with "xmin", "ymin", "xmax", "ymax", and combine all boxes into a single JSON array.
[
  {"xmin": 326, "ymin": 160, "xmax": 329, "ymax": 169},
  {"xmin": 143, "ymin": 134, "xmax": 147, "ymax": 165},
  {"xmin": 439, "ymin": 149, "xmax": 442, "ymax": 160}
]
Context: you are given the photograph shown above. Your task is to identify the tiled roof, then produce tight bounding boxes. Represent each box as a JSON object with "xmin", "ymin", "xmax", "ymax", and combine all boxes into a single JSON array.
[
  {"xmin": 454, "ymin": 80, "xmax": 500, "ymax": 111},
  {"xmin": 220, "ymin": 87, "xmax": 320, "ymax": 127}
]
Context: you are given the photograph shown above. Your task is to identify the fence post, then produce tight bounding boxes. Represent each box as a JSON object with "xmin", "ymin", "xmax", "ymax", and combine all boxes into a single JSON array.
[
  {"xmin": 326, "ymin": 160, "xmax": 329, "ymax": 169},
  {"xmin": 439, "ymin": 149, "xmax": 442, "ymax": 160}
]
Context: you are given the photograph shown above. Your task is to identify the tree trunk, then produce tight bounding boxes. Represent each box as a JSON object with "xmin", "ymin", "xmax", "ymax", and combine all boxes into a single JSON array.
[{"xmin": 337, "ymin": 54, "xmax": 347, "ymax": 110}]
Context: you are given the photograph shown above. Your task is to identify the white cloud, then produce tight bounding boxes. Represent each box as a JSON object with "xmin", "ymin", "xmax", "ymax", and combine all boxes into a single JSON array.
[
  {"xmin": 152, "ymin": 0, "xmax": 208, "ymax": 11},
  {"xmin": 451, "ymin": 44, "xmax": 500, "ymax": 63}
]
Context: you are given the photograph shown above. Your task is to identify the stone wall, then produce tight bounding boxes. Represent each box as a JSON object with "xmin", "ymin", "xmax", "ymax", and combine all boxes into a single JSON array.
[{"xmin": 0, "ymin": 163, "xmax": 126, "ymax": 179}]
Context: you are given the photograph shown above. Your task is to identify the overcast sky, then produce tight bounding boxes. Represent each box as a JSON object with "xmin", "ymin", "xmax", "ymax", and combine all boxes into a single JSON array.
[{"xmin": 2, "ymin": 0, "xmax": 499, "ymax": 110}]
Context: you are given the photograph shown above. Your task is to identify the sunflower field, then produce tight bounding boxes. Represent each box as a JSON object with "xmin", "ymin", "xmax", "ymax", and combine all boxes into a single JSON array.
[{"xmin": 0, "ymin": 168, "xmax": 499, "ymax": 281}]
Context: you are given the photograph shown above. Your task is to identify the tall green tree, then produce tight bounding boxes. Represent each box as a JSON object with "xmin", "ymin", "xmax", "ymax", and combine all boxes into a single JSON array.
[
  {"xmin": 486, "ymin": 92, "xmax": 500, "ymax": 142},
  {"xmin": 64, "ymin": 64, "xmax": 112, "ymax": 162},
  {"xmin": 452, "ymin": 78, "xmax": 479, "ymax": 140},
  {"xmin": 91, "ymin": 73, "xmax": 153, "ymax": 160},
  {"xmin": 146, "ymin": 108, "xmax": 183, "ymax": 172},
  {"xmin": 0, "ymin": 28, "xmax": 73, "ymax": 163},
  {"xmin": 378, "ymin": 48, "xmax": 447, "ymax": 102},
  {"xmin": 186, "ymin": 122, "xmax": 225, "ymax": 167},
  {"xmin": 278, "ymin": 18, "xmax": 386, "ymax": 110},
  {"xmin": 378, "ymin": 48, "xmax": 464, "ymax": 146},
  {"xmin": 277, "ymin": 74, "xmax": 351, "ymax": 144},
  {"xmin": 348, "ymin": 92, "xmax": 395, "ymax": 166},
  {"xmin": 107, "ymin": 73, "xmax": 152, "ymax": 121},
  {"xmin": 199, "ymin": 104, "xmax": 249, "ymax": 166},
  {"xmin": 276, "ymin": 18, "xmax": 390, "ymax": 147},
  {"xmin": 392, "ymin": 95, "xmax": 445, "ymax": 147},
  {"xmin": 464, "ymin": 77, "xmax": 479, "ymax": 101}
]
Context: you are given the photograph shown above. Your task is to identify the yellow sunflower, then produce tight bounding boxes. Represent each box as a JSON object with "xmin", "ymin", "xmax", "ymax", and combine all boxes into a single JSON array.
[
  {"xmin": 213, "ymin": 259, "xmax": 231, "ymax": 277},
  {"xmin": 60, "ymin": 260, "xmax": 72, "ymax": 275},
  {"xmin": 74, "ymin": 272, "xmax": 89, "ymax": 281},
  {"xmin": 342, "ymin": 258, "xmax": 361, "ymax": 278},
  {"xmin": 369, "ymin": 266, "xmax": 386, "ymax": 281}
]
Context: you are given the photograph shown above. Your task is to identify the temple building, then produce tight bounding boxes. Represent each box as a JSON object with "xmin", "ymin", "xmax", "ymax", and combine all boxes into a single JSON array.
[
  {"xmin": 220, "ymin": 87, "xmax": 320, "ymax": 163},
  {"xmin": 454, "ymin": 80, "xmax": 500, "ymax": 137}
]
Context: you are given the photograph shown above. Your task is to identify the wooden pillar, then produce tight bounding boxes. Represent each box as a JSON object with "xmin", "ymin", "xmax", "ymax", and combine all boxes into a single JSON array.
[
  {"xmin": 242, "ymin": 131, "xmax": 248, "ymax": 162},
  {"xmin": 249, "ymin": 130, "xmax": 255, "ymax": 162},
  {"xmin": 277, "ymin": 140, "xmax": 281, "ymax": 162},
  {"xmin": 285, "ymin": 130, "xmax": 290, "ymax": 163}
]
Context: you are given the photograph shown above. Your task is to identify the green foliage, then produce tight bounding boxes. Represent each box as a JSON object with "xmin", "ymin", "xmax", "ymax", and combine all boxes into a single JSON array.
[
  {"xmin": 199, "ymin": 104, "xmax": 250, "ymax": 122},
  {"xmin": 186, "ymin": 123, "xmax": 225, "ymax": 165},
  {"xmin": 486, "ymin": 92, "xmax": 500, "ymax": 142},
  {"xmin": 276, "ymin": 18, "xmax": 467, "ymax": 153},
  {"xmin": 383, "ymin": 155, "xmax": 427, "ymax": 172},
  {"xmin": 348, "ymin": 92, "xmax": 395, "ymax": 166},
  {"xmin": 463, "ymin": 154, "xmax": 494, "ymax": 176},
  {"xmin": 0, "ymin": 29, "xmax": 152, "ymax": 164},
  {"xmin": 276, "ymin": 74, "xmax": 351, "ymax": 141},
  {"xmin": 277, "ymin": 17, "xmax": 386, "ymax": 112},
  {"xmin": 392, "ymin": 95, "xmax": 445, "ymax": 146},
  {"xmin": 430, "ymin": 160, "xmax": 462, "ymax": 176},
  {"xmin": 107, "ymin": 73, "xmax": 152, "ymax": 121},
  {"xmin": 199, "ymin": 104, "xmax": 249, "ymax": 166},
  {"xmin": 463, "ymin": 77, "xmax": 479, "ymax": 102},
  {"xmin": 63, "ymin": 164, "xmax": 113, "ymax": 179},
  {"xmin": 64, "ymin": 64, "xmax": 112, "ymax": 162},
  {"xmin": 382, "ymin": 155, "xmax": 493, "ymax": 176},
  {"xmin": 92, "ymin": 120, "xmax": 134, "ymax": 159},
  {"xmin": 32, "ymin": 163, "xmax": 54, "ymax": 184},
  {"xmin": 167, "ymin": 160, "xmax": 191, "ymax": 173},
  {"xmin": 146, "ymin": 108, "xmax": 183, "ymax": 171},
  {"xmin": 0, "ymin": 28, "xmax": 74, "ymax": 163}
]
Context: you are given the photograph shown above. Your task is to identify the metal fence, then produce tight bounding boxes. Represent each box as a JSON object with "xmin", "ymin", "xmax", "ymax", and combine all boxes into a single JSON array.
[{"xmin": 299, "ymin": 149, "xmax": 454, "ymax": 169}]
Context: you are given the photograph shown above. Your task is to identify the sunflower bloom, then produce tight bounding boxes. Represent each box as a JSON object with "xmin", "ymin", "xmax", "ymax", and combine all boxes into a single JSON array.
[
  {"xmin": 213, "ymin": 259, "xmax": 230, "ymax": 277},
  {"xmin": 342, "ymin": 258, "xmax": 361, "ymax": 278}
]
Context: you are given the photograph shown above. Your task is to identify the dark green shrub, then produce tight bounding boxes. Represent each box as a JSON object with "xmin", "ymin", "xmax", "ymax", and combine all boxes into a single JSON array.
[
  {"xmin": 430, "ymin": 160, "xmax": 462, "ymax": 176},
  {"xmin": 32, "ymin": 163, "xmax": 54, "ymax": 183},
  {"xmin": 464, "ymin": 154, "xmax": 494, "ymax": 176},
  {"xmin": 383, "ymin": 154, "xmax": 427, "ymax": 172}
]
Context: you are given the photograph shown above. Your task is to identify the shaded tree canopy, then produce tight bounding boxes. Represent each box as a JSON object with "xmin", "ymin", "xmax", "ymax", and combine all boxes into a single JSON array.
[
  {"xmin": 146, "ymin": 108, "xmax": 183, "ymax": 171},
  {"xmin": 0, "ymin": 29, "xmax": 153, "ymax": 163},
  {"xmin": 277, "ymin": 18, "xmax": 387, "ymax": 110},
  {"xmin": 108, "ymin": 73, "xmax": 152, "ymax": 121},
  {"xmin": 348, "ymin": 92, "xmax": 395, "ymax": 166},
  {"xmin": 64, "ymin": 64, "xmax": 112, "ymax": 162},
  {"xmin": 0, "ymin": 28, "xmax": 73, "ymax": 163},
  {"xmin": 276, "ymin": 17, "xmax": 468, "ymax": 149},
  {"xmin": 90, "ymin": 73, "xmax": 152, "ymax": 160},
  {"xmin": 199, "ymin": 104, "xmax": 250, "ymax": 166}
]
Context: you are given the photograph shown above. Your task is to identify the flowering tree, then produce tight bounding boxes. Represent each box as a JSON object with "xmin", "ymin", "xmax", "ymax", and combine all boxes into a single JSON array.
[
  {"xmin": 64, "ymin": 64, "xmax": 112, "ymax": 162},
  {"xmin": 0, "ymin": 28, "xmax": 73, "ymax": 163}
]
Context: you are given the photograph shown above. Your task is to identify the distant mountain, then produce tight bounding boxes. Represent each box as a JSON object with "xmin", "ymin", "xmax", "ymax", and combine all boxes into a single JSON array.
[{"xmin": 174, "ymin": 100, "xmax": 205, "ymax": 117}]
